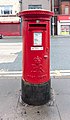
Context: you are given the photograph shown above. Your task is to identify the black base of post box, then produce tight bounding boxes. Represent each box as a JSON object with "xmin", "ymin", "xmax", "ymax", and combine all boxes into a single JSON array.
[{"xmin": 21, "ymin": 79, "xmax": 51, "ymax": 106}]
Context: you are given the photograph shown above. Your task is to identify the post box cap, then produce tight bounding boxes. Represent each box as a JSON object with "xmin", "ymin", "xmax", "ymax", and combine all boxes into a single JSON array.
[{"xmin": 19, "ymin": 10, "xmax": 53, "ymax": 20}]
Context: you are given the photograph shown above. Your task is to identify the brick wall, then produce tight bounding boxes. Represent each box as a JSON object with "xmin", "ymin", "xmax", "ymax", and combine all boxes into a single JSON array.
[
  {"xmin": 54, "ymin": 0, "xmax": 59, "ymax": 7},
  {"xmin": 60, "ymin": 1, "xmax": 70, "ymax": 14}
]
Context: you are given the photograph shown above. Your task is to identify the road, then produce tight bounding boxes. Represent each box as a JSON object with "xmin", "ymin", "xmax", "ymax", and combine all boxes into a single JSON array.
[
  {"xmin": 51, "ymin": 36, "xmax": 70, "ymax": 70},
  {"xmin": 0, "ymin": 37, "xmax": 22, "ymax": 71},
  {"xmin": 0, "ymin": 36, "xmax": 70, "ymax": 72}
]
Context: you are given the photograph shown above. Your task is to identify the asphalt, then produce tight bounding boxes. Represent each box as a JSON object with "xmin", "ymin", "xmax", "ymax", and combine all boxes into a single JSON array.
[
  {"xmin": 1, "ymin": 36, "xmax": 70, "ymax": 71},
  {"xmin": 0, "ymin": 76, "xmax": 70, "ymax": 120}
]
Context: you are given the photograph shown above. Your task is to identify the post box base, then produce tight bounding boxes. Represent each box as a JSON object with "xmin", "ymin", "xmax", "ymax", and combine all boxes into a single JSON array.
[{"xmin": 21, "ymin": 80, "xmax": 51, "ymax": 106}]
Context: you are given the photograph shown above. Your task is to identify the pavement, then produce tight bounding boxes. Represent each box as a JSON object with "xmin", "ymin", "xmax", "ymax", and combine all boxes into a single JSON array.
[
  {"xmin": 0, "ymin": 36, "xmax": 70, "ymax": 119},
  {"xmin": 0, "ymin": 75, "xmax": 70, "ymax": 120}
]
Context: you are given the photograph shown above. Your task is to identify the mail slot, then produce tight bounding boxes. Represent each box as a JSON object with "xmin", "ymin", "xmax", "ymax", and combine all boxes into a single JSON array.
[
  {"xmin": 19, "ymin": 10, "xmax": 53, "ymax": 105},
  {"xmin": 29, "ymin": 24, "xmax": 46, "ymax": 30}
]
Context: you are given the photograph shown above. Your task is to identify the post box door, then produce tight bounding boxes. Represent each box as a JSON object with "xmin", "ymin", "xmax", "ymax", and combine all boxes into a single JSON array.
[{"xmin": 24, "ymin": 22, "xmax": 50, "ymax": 84}]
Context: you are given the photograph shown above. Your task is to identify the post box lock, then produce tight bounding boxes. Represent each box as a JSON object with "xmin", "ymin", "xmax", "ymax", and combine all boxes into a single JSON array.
[
  {"xmin": 44, "ymin": 55, "xmax": 48, "ymax": 59},
  {"xmin": 36, "ymin": 20, "xmax": 40, "ymax": 23}
]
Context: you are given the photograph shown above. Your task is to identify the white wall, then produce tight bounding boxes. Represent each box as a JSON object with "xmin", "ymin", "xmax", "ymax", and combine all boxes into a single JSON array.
[
  {"xmin": 57, "ymin": 21, "xmax": 61, "ymax": 35},
  {"xmin": 0, "ymin": 0, "xmax": 20, "ymax": 15},
  {"xmin": 22, "ymin": 0, "xmax": 51, "ymax": 11}
]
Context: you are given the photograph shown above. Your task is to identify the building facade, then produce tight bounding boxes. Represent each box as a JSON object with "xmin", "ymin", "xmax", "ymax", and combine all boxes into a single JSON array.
[
  {"xmin": 0, "ymin": 0, "xmax": 20, "ymax": 36},
  {"xmin": 60, "ymin": 0, "xmax": 70, "ymax": 14},
  {"xmin": 1, "ymin": 0, "xmax": 69, "ymax": 36},
  {"xmin": 51, "ymin": 0, "xmax": 70, "ymax": 35},
  {"xmin": 57, "ymin": 0, "xmax": 70, "ymax": 35},
  {"xmin": 21, "ymin": 0, "xmax": 51, "ymax": 10}
]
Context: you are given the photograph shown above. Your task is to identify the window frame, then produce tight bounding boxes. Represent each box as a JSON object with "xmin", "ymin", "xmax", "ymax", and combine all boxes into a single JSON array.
[
  {"xmin": 28, "ymin": 5, "xmax": 42, "ymax": 9},
  {"xmin": 0, "ymin": 5, "xmax": 13, "ymax": 15}
]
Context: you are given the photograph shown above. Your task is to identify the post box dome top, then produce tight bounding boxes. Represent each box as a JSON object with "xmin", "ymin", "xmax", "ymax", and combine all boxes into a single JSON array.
[{"xmin": 19, "ymin": 10, "xmax": 53, "ymax": 20}]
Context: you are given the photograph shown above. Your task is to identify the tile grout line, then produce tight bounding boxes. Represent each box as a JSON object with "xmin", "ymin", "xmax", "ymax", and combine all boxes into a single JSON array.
[{"xmin": 56, "ymin": 103, "xmax": 62, "ymax": 120}]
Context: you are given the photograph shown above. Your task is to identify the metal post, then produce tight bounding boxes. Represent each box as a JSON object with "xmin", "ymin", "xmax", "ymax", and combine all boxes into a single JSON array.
[
  {"xmin": 52, "ymin": 0, "xmax": 54, "ymax": 36},
  {"xmin": 19, "ymin": 0, "xmax": 22, "ymax": 36}
]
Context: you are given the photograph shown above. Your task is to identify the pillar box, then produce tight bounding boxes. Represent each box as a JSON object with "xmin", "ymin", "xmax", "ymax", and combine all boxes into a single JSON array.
[{"xmin": 19, "ymin": 10, "xmax": 53, "ymax": 105}]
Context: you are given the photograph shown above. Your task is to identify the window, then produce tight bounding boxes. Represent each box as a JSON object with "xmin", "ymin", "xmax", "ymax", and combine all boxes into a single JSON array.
[
  {"xmin": 0, "ymin": 5, "xmax": 13, "ymax": 15},
  {"xmin": 28, "ymin": 5, "xmax": 42, "ymax": 9},
  {"xmin": 61, "ymin": 25, "xmax": 69, "ymax": 35},
  {"xmin": 64, "ymin": 6, "xmax": 69, "ymax": 14}
]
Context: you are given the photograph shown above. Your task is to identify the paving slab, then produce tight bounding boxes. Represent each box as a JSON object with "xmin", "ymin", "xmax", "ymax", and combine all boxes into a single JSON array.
[{"xmin": 52, "ymin": 78, "xmax": 70, "ymax": 120}]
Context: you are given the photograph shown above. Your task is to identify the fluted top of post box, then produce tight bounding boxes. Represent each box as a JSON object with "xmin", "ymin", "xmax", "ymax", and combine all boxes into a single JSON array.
[{"xmin": 19, "ymin": 10, "xmax": 53, "ymax": 21}]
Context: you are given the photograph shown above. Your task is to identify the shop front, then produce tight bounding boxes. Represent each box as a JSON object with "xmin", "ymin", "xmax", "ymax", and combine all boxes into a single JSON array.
[
  {"xmin": 57, "ymin": 15, "xmax": 70, "ymax": 35},
  {"xmin": 0, "ymin": 17, "xmax": 20, "ymax": 36}
]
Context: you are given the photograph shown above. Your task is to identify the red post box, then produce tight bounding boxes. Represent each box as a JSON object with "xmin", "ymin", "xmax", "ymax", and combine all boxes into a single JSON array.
[{"xmin": 19, "ymin": 10, "xmax": 53, "ymax": 105}]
